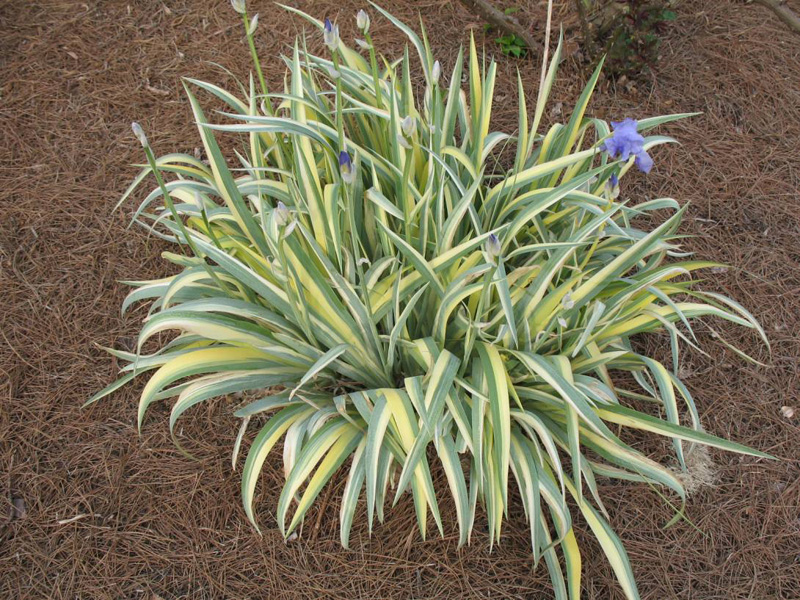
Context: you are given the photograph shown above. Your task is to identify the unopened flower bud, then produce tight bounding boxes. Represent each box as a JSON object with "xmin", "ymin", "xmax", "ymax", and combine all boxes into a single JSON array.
[
  {"xmin": 131, "ymin": 122, "xmax": 148, "ymax": 147},
  {"xmin": 247, "ymin": 13, "xmax": 258, "ymax": 36},
  {"xmin": 339, "ymin": 151, "xmax": 356, "ymax": 184},
  {"xmin": 561, "ymin": 292, "xmax": 575, "ymax": 310},
  {"xmin": 323, "ymin": 18, "xmax": 340, "ymax": 51},
  {"xmin": 485, "ymin": 233, "xmax": 501, "ymax": 259},
  {"xmin": 356, "ymin": 9, "xmax": 370, "ymax": 33},
  {"xmin": 231, "ymin": 0, "xmax": 246, "ymax": 15},
  {"xmin": 401, "ymin": 115, "xmax": 416, "ymax": 138},
  {"xmin": 274, "ymin": 201, "xmax": 291, "ymax": 227},
  {"xmin": 606, "ymin": 173, "xmax": 620, "ymax": 199},
  {"xmin": 432, "ymin": 60, "xmax": 441, "ymax": 85}
]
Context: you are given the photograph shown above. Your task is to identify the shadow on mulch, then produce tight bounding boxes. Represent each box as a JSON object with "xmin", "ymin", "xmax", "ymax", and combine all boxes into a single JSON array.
[{"xmin": 1, "ymin": 1, "xmax": 799, "ymax": 598}]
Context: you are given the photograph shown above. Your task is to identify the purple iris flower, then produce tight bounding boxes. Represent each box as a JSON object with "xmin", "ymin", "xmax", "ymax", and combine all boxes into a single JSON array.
[
  {"xmin": 339, "ymin": 150, "xmax": 355, "ymax": 184},
  {"xmin": 602, "ymin": 118, "xmax": 653, "ymax": 174}
]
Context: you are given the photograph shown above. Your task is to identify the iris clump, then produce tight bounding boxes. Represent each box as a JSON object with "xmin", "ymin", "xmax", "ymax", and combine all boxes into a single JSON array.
[{"xmin": 91, "ymin": 5, "xmax": 769, "ymax": 599}]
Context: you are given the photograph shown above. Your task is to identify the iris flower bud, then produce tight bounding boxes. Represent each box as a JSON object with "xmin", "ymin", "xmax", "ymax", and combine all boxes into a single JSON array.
[
  {"xmin": 323, "ymin": 18, "xmax": 340, "ymax": 51},
  {"xmin": 606, "ymin": 173, "xmax": 620, "ymax": 199},
  {"xmin": 339, "ymin": 151, "xmax": 356, "ymax": 184},
  {"xmin": 231, "ymin": 0, "xmax": 246, "ymax": 14},
  {"xmin": 247, "ymin": 13, "xmax": 259, "ymax": 36},
  {"xmin": 485, "ymin": 233, "xmax": 501, "ymax": 259},
  {"xmin": 131, "ymin": 122, "xmax": 148, "ymax": 148},
  {"xmin": 401, "ymin": 115, "xmax": 416, "ymax": 137},
  {"xmin": 432, "ymin": 60, "xmax": 441, "ymax": 85},
  {"xmin": 356, "ymin": 9, "xmax": 370, "ymax": 33},
  {"xmin": 274, "ymin": 201, "xmax": 291, "ymax": 227},
  {"xmin": 397, "ymin": 116, "xmax": 416, "ymax": 149}
]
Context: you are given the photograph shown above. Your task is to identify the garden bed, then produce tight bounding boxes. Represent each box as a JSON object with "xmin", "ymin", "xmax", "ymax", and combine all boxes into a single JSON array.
[{"xmin": 1, "ymin": 1, "xmax": 799, "ymax": 598}]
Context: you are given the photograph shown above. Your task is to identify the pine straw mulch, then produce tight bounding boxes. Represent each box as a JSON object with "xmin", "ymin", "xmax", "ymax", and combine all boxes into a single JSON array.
[{"xmin": 1, "ymin": 1, "xmax": 799, "ymax": 598}]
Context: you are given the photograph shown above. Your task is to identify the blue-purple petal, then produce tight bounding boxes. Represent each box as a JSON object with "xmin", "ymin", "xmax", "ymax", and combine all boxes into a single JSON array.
[{"xmin": 634, "ymin": 150, "xmax": 653, "ymax": 174}]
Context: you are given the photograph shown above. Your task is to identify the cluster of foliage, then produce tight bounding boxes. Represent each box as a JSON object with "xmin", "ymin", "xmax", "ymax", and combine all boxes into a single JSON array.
[
  {"xmin": 92, "ymin": 3, "xmax": 768, "ymax": 598},
  {"xmin": 495, "ymin": 32, "xmax": 529, "ymax": 58},
  {"xmin": 578, "ymin": 0, "xmax": 678, "ymax": 77},
  {"xmin": 487, "ymin": 7, "xmax": 529, "ymax": 58}
]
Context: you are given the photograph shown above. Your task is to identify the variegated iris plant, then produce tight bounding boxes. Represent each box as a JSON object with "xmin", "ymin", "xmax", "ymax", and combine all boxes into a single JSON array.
[{"xmin": 92, "ymin": 4, "xmax": 769, "ymax": 598}]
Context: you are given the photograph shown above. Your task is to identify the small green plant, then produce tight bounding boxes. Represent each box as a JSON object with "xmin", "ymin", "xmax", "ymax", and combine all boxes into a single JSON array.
[
  {"xmin": 482, "ymin": 6, "xmax": 529, "ymax": 58},
  {"xmin": 92, "ymin": 3, "xmax": 769, "ymax": 598},
  {"xmin": 578, "ymin": 0, "xmax": 677, "ymax": 77},
  {"xmin": 496, "ymin": 32, "xmax": 528, "ymax": 57}
]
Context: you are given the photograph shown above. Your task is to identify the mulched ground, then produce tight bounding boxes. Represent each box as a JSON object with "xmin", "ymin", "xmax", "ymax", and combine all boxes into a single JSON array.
[{"xmin": 2, "ymin": 1, "xmax": 799, "ymax": 598}]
